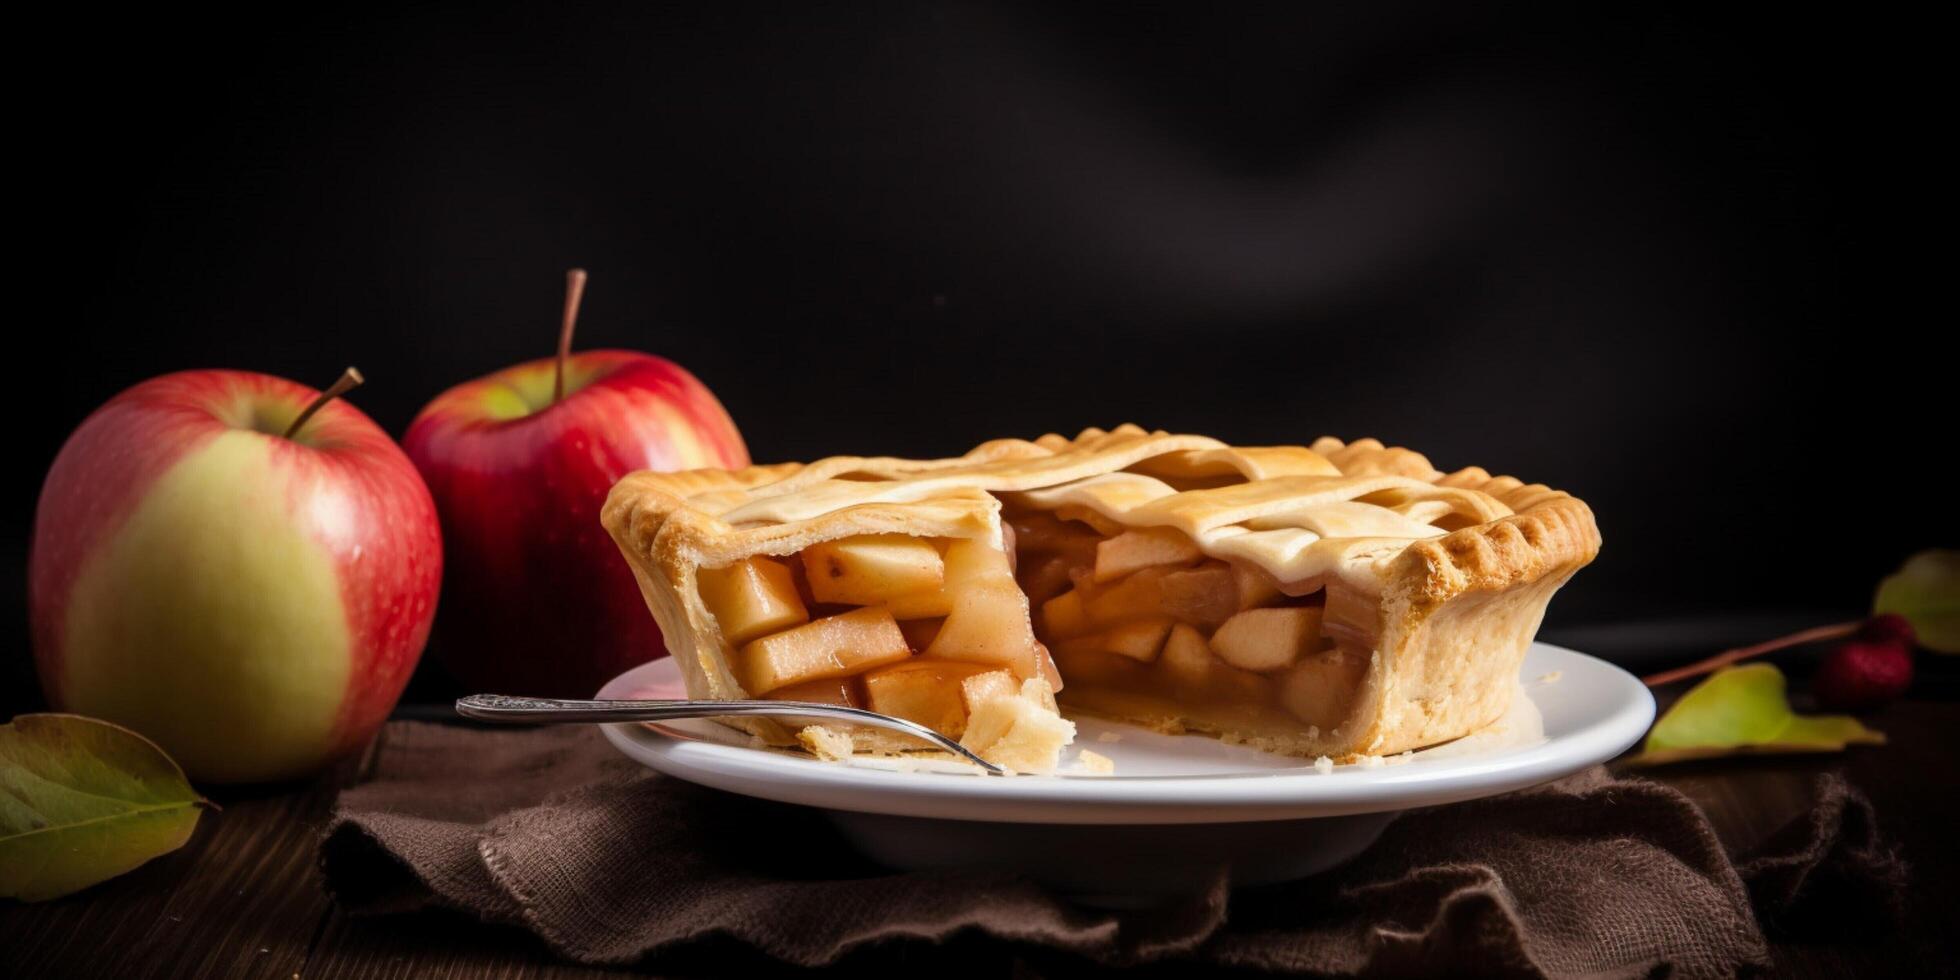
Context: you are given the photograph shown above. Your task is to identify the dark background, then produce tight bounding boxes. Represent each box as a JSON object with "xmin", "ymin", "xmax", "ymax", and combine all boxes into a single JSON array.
[{"xmin": 9, "ymin": 4, "xmax": 1950, "ymax": 708}]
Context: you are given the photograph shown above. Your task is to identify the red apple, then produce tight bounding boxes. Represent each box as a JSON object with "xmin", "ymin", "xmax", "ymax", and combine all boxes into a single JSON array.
[
  {"xmin": 30, "ymin": 368, "xmax": 442, "ymax": 783},
  {"xmin": 405, "ymin": 271, "xmax": 748, "ymax": 697}
]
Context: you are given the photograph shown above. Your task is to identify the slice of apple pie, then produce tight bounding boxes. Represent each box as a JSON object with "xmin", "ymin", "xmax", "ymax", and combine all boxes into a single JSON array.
[{"xmin": 602, "ymin": 426, "xmax": 1598, "ymax": 773}]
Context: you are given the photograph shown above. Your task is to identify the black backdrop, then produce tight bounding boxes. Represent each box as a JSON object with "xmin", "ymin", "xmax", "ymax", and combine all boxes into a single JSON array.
[{"xmin": 9, "ymin": 4, "xmax": 1951, "ymax": 707}]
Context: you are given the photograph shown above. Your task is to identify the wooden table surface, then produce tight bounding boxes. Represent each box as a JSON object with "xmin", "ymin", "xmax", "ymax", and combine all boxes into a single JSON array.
[{"xmin": 4, "ymin": 693, "xmax": 1953, "ymax": 979}]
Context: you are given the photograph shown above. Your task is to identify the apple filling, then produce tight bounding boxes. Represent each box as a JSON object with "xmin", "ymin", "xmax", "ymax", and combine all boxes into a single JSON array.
[
  {"xmin": 1009, "ymin": 509, "xmax": 1368, "ymax": 740},
  {"xmin": 695, "ymin": 514, "xmax": 1369, "ymax": 767},
  {"xmin": 695, "ymin": 534, "xmax": 1063, "ymax": 750}
]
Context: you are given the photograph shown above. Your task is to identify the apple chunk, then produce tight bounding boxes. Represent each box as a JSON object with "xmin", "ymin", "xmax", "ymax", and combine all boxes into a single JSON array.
[
  {"xmin": 801, "ymin": 534, "xmax": 945, "ymax": 606},
  {"xmin": 1102, "ymin": 618, "xmax": 1175, "ymax": 661},
  {"xmin": 1040, "ymin": 588, "xmax": 1092, "ymax": 639},
  {"xmin": 1209, "ymin": 607, "xmax": 1323, "ymax": 673},
  {"xmin": 1054, "ymin": 617, "xmax": 1174, "ymax": 663},
  {"xmin": 1050, "ymin": 645, "xmax": 1150, "ymax": 688},
  {"xmin": 923, "ymin": 538, "xmax": 1039, "ymax": 678},
  {"xmin": 862, "ymin": 658, "xmax": 999, "ymax": 736},
  {"xmin": 1321, "ymin": 581, "xmax": 1381, "ymax": 648},
  {"xmin": 1158, "ymin": 563, "xmax": 1240, "ymax": 630},
  {"xmin": 1082, "ymin": 568, "xmax": 1165, "ymax": 625},
  {"xmin": 882, "ymin": 587, "xmax": 955, "ymax": 620},
  {"xmin": 1093, "ymin": 527, "xmax": 1201, "ymax": 582},
  {"xmin": 1157, "ymin": 623, "xmax": 1272, "ymax": 702},
  {"xmin": 734, "ymin": 606, "xmax": 911, "ymax": 695},
  {"xmin": 961, "ymin": 668, "xmax": 1021, "ymax": 713},
  {"xmin": 1232, "ymin": 562, "xmax": 1284, "ymax": 610},
  {"xmin": 1009, "ymin": 511, "xmax": 1103, "ymax": 560},
  {"xmin": 698, "ymin": 556, "xmax": 809, "ymax": 646},
  {"xmin": 1157, "ymin": 622, "xmax": 1218, "ymax": 689},
  {"xmin": 762, "ymin": 677, "xmax": 862, "ymax": 708},
  {"xmin": 1080, "ymin": 563, "xmax": 1237, "ymax": 632},
  {"xmin": 1016, "ymin": 553, "xmax": 1078, "ymax": 607},
  {"xmin": 1279, "ymin": 648, "xmax": 1368, "ymax": 730}
]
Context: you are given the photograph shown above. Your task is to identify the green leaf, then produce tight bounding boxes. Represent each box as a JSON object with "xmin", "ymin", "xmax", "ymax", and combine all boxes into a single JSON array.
[
  {"xmin": 1, "ymin": 713, "xmax": 212, "ymax": 902},
  {"xmin": 1874, "ymin": 549, "xmax": 1960, "ymax": 654},
  {"xmin": 1626, "ymin": 663, "xmax": 1884, "ymax": 767}
]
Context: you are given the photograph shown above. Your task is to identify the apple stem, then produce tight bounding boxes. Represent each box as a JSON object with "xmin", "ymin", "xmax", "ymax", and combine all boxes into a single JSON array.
[
  {"xmin": 283, "ymin": 367, "xmax": 365, "ymax": 440},
  {"xmin": 1640, "ymin": 620, "xmax": 1862, "ymax": 687},
  {"xmin": 553, "ymin": 268, "xmax": 588, "ymax": 404}
]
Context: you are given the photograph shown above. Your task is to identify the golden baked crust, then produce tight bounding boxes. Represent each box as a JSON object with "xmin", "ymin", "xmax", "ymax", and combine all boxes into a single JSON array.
[{"xmin": 601, "ymin": 425, "xmax": 1599, "ymax": 761}]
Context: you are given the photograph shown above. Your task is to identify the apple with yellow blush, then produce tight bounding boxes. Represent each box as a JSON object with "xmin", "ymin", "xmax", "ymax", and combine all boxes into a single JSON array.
[{"xmin": 30, "ymin": 368, "xmax": 442, "ymax": 783}]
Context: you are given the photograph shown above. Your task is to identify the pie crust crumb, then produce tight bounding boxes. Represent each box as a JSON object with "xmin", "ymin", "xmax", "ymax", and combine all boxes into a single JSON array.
[
  {"xmin": 1076, "ymin": 749, "xmax": 1116, "ymax": 774},
  {"xmin": 959, "ymin": 680, "xmax": 1075, "ymax": 773}
]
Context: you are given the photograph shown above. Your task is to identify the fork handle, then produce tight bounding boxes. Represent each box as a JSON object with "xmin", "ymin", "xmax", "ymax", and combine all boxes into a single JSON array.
[
  {"xmin": 452, "ymin": 693, "xmax": 1005, "ymax": 774},
  {"xmin": 457, "ymin": 693, "xmax": 887, "ymax": 726}
]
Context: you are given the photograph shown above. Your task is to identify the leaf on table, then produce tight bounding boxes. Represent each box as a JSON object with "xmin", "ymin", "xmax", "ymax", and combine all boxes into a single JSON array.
[
  {"xmin": 1, "ymin": 713, "xmax": 213, "ymax": 902},
  {"xmin": 1626, "ymin": 664, "xmax": 1884, "ymax": 767},
  {"xmin": 1874, "ymin": 548, "xmax": 1960, "ymax": 654}
]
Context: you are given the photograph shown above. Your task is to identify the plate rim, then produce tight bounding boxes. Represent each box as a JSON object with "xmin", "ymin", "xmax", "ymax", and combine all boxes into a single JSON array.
[{"xmin": 597, "ymin": 642, "xmax": 1654, "ymax": 824}]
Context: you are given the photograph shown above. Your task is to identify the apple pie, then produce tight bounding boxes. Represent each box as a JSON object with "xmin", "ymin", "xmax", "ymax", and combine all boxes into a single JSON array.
[{"xmin": 601, "ymin": 426, "xmax": 1598, "ymax": 773}]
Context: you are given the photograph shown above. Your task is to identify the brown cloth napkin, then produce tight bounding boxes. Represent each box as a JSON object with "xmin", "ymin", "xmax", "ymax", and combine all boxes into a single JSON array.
[{"xmin": 320, "ymin": 722, "xmax": 1905, "ymax": 977}]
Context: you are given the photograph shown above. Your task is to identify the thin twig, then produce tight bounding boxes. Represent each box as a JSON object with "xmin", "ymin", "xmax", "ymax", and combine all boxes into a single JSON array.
[{"xmin": 1641, "ymin": 621, "xmax": 1861, "ymax": 687}]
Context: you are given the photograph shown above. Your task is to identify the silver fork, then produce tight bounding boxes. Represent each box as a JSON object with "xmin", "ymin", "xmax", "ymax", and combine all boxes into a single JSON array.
[{"xmin": 454, "ymin": 694, "xmax": 1005, "ymax": 774}]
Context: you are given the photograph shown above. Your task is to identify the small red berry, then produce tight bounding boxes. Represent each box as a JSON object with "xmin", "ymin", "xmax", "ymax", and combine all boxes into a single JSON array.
[
  {"xmin": 1813, "ymin": 639, "xmax": 1914, "ymax": 711},
  {"xmin": 1859, "ymin": 613, "xmax": 1917, "ymax": 648}
]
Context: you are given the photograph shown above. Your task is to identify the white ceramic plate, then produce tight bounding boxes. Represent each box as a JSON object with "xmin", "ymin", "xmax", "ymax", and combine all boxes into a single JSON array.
[{"xmin": 596, "ymin": 643, "xmax": 1652, "ymax": 902}]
